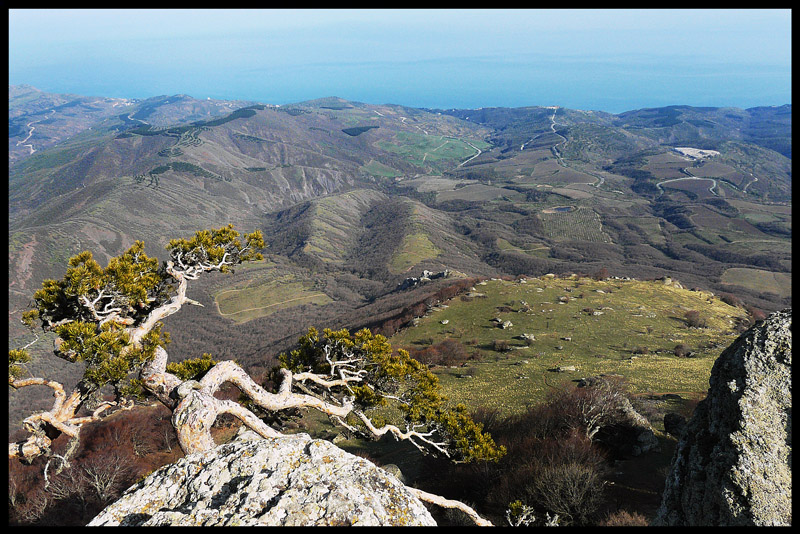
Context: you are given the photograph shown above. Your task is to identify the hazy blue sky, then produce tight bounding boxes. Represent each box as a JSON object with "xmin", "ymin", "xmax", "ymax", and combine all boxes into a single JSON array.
[{"xmin": 9, "ymin": 9, "xmax": 792, "ymax": 112}]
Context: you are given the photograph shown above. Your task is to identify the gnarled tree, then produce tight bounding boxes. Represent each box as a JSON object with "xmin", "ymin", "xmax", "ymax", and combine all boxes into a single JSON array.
[{"xmin": 9, "ymin": 225, "xmax": 504, "ymax": 525}]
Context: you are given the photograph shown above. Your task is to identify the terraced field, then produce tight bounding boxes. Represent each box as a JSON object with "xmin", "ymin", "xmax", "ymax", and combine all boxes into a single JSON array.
[{"xmin": 215, "ymin": 273, "xmax": 332, "ymax": 324}]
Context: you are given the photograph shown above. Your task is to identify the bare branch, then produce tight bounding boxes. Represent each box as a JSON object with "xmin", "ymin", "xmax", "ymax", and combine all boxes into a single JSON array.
[
  {"xmin": 353, "ymin": 411, "xmax": 451, "ymax": 458},
  {"xmin": 406, "ymin": 487, "xmax": 494, "ymax": 526}
]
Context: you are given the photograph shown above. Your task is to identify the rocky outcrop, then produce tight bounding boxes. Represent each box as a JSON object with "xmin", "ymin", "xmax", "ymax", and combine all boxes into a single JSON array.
[
  {"xmin": 653, "ymin": 309, "xmax": 792, "ymax": 526},
  {"xmin": 88, "ymin": 432, "xmax": 436, "ymax": 526},
  {"xmin": 396, "ymin": 269, "xmax": 450, "ymax": 291}
]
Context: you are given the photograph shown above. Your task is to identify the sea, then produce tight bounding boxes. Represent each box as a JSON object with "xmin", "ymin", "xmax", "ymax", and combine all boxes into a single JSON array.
[{"xmin": 10, "ymin": 54, "xmax": 790, "ymax": 114}]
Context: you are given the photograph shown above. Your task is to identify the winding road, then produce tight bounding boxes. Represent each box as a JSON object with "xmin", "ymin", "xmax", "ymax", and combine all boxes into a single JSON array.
[
  {"xmin": 742, "ymin": 173, "xmax": 758, "ymax": 193},
  {"xmin": 546, "ymin": 107, "xmax": 605, "ymax": 188},
  {"xmin": 15, "ymin": 109, "xmax": 55, "ymax": 155},
  {"xmin": 547, "ymin": 107, "xmax": 568, "ymax": 166},
  {"xmin": 457, "ymin": 140, "xmax": 482, "ymax": 167},
  {"xmin": 656, "ymin": 165, "xmax": 718, "ymax": 197}
]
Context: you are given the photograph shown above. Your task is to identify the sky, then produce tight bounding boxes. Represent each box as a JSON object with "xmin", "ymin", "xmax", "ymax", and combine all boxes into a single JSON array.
[{"xmin": 8, "ymin": 9, "xmax": 792, "ymax": 113}]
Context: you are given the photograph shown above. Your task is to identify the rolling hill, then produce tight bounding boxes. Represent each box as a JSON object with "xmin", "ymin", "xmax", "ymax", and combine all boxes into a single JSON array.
[{"xmin": 7, "ymin": 87, "xmax": 791, "ymax": 431}]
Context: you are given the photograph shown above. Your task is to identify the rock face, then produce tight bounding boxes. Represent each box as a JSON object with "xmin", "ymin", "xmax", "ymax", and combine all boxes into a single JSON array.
[
  {"xmin": 653, "ymin": 309, "xmax": 792, "ymax": 526},
  {"xmin": 88, "ymin": 432, "xmax": 436, "ymax": 526},
  {"xmin": 663, "ymin": 412, "xmax": 687, "ymax": 438}
]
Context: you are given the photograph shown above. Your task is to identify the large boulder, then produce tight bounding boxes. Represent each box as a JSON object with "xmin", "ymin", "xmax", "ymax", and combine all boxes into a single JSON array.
[
  {"xmin": 88, "ymin": 432, "xmax": 436, "ymax": 526},
  {"xmin": 653, "ymin": 309, "xmax": 792, "ymax": 526}
]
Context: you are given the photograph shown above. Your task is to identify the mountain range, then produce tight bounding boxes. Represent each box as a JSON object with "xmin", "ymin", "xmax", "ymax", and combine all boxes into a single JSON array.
[{"xmin": 7, "ymin": 86, "xmax": 791, "ymax": 411}]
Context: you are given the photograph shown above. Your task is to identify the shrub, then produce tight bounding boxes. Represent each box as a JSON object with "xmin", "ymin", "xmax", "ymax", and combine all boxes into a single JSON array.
[
  {"xmin": 600, "ymin": 509, "xmax": 649, "ymax": 526},
  {"xmin": 684, "ymin": 310, "xmax": 706, "ymax": 328},
  {"xmin": 492, "ymin": 339, "xmax": 511, "ymax": 352},
  {"xmin": 746, "ymin": 305, "xmax": 767, "ymax": 323},
  {"xmin": 720, "ymin": 292, "xmax": 743, "ymax": 307},
  {"xmin": 673, "ymin": 344, "xmax": 691, "ymax": 357},
  {"xmin": 526, "ymin": 459, "xmax": 605, "ymax": 525},
  {"xmin": 407, "ymin": 339, "xmax": 472, "ymax": 367}
]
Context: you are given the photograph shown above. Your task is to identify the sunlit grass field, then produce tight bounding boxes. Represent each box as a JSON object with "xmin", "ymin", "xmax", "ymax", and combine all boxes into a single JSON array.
[
  {"xmin": 388, "ymin": 232, "xmax": 441, "ymax": 274},
  {"xmin": 214, "ymin": 272, "xmax": 332, "ymax": 324},
  {"xmin": 388, "ymin": 276, "xmax": 749, "ymax": 416}
]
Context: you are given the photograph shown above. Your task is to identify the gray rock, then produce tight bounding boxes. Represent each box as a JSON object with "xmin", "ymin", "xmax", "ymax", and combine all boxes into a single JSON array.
[
  {"xmin": 620, "ymin": 399, "xmax": 660, "ymax": 456},
  {"xmin": 88, "ymin": 433, "xmax": 436, "ymax": 526},
  {"xmin": 653, "ymin": 309, "xmax": 791, "ymax": 526},
  {"xmin": 380, "ymin": 464, "xmax": 406, "ymax": 485}
]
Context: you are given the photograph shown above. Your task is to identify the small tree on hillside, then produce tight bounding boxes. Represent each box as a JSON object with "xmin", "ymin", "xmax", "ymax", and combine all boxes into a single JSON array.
[{"xmin": 8, "ymin": 225, "xmax": 503, "ymax": 525}]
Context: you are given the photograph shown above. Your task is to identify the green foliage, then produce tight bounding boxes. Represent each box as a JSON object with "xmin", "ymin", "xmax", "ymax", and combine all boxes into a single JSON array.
[
  {"xmin": 104, "ymin": 241, "xmax": 163, "ymax": 303},
  {"xmin": 277, "ymin": 327, "xmax": 506, "ymax": 463},
  {"xmin": 54, "ymin": 321, "xmax": 168, "ymax": 389},
  {"xmin": 201, "ymin": 107, "xmax": 258, "ymax": 127},
  {"xmin": 342, "ymin": 125, "xmax": 379, "ymax": 136},
  {"xmin": 146, "ymin": 161, "xmax": 219, "ymax": 180},
  {"xmin": 21, "ymin": 309, "xmax": 40, "ymax": 327},
  {"xmin": 28, "ymin": 241, "xmax": 166, "ymax": 329},
  {"xmin": 167, "ymin": 224, "xmax": 265, "ymax": 272},
  {"xmin": 166, "ymin": 353, "xmax": 218, "ymax": 381},
  {"xmin": 8, "ymin": 349, "xmax": 32, "ymax": 380},
  {"xmin": 15, "ymin": 226, "xmax": 262, "ymax": 395}
]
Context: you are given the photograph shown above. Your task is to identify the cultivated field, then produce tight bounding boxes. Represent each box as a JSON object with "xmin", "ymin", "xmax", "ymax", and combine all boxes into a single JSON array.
[
  {"xmin": 538, "ymin": 207, "xmax": 612, "ymax": 242},
  {"xmin": 215, "ymin": 273, "xmax": 332, "ymax": 324},
  {"xmin": 720, "ymin": 267, "xmax": 792, "ymax": 298}
]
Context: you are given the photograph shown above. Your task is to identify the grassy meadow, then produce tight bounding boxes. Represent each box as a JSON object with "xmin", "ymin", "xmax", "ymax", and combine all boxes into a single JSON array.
[{"xmin": 388, "ymin": 276, "xmax": 749, "ymax": 416}]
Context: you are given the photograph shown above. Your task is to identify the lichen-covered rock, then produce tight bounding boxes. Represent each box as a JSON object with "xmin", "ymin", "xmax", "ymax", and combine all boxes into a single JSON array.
[
  {"xmin": 653, "ymin": 309, "xmax": 791, "ymax": 526},
  {"xmin": 88, "ymin": 433, "xmax": 436, "ymax": 526}
]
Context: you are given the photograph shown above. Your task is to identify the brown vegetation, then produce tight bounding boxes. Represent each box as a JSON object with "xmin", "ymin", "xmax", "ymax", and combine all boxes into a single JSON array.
[
  {"xmin": 416, "ymin": 379, "xmax": 638, "ymax": 525},
  {"xmin": 8, "ymin": 405, "xmax": 182, "ymax": 526},
  {"xmin": 406, "ymin": 339, "xmax": 475, "ymax": 367}
]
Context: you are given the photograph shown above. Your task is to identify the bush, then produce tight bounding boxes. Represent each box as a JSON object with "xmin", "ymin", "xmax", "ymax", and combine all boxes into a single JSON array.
[
  {"xmin": 673, "ymin": 344, "xmax": 692, "ymax": 357},
  {"xmin": 492, "ymin": 339, "xmax": 511, "ymax": 352},
  {"xmin": 600, "ymin": 509, "xmax": 649, "ymax": 526},
  {"xmin": 415, "ymin": 381, "xmax": 635, "ymax": 525},
  {"xmin": 746, "ymin": 305, "xmax": 767, "ymax": 323},
  {"xmin": 720, "ymin": 292, "xmax": 743, "ymax": 308},
  {"xmin": 407, "ymin": 339, "xmax": 473, "ymax": 367},
  {"xmin": 684, "ymin": 310, "xmax": 706, "ymax": 328},
  {"xmin": 526, "ymin": 459, "xmax": 606, "ymax": 525}
]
